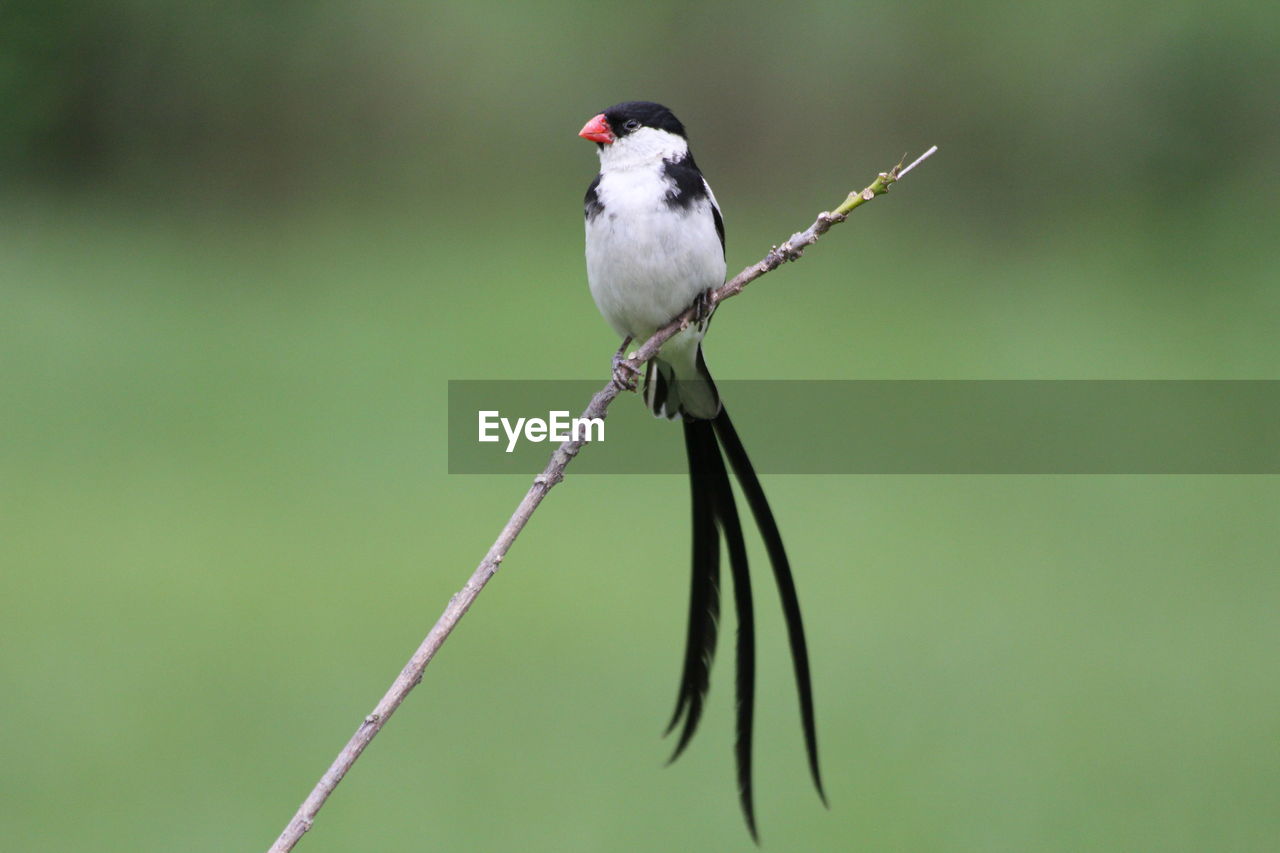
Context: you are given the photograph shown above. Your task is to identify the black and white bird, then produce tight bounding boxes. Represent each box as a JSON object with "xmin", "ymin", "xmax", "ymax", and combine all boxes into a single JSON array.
[{"xmin": 579, "ymin": 101, "xmax": 825, "ymax": 839}]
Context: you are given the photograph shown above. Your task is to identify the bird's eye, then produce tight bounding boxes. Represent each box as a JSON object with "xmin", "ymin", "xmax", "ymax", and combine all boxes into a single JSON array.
[{"xmin": 623, "ymin": 119, "xmax": 641, "ymax": 131}]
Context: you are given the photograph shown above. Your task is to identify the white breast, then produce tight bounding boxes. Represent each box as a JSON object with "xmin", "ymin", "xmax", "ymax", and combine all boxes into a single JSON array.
[{"xmin": 585, "ymin": 167, "xmax": 726, "ymax": 342}]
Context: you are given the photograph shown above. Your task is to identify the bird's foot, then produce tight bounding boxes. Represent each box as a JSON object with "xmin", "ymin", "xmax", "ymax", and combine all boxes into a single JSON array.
[
  {"xmin": 611, "ymin": 353, "xmax": 641, "ymax": 392},
  {"xmin": 611, "ymin": 339, "xmax": 640, "ymax": 392},
  {"xmin": 691, "ymin": 288, "xmax": 715, "ymax": 330}
]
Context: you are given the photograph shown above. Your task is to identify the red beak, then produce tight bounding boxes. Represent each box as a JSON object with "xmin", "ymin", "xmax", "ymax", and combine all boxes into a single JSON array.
[{"xmin": 578, "ymin": 113, "xmax": 614, "ymax": 144}]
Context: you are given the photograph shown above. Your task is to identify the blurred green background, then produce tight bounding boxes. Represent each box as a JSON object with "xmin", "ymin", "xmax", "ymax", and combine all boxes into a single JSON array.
[{"xmin": 2, "ymin": 1, "xmax": 1277, "ymax": 851}]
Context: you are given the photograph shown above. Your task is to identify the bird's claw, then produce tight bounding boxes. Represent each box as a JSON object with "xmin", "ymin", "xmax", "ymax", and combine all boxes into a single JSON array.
[
  {"xmin": 612, "ymin": 352, "xmax": 641, "ymax": 392},
  {"xmin": 691, "ymin": 289, "xmax": 715, "ymax": 330}
]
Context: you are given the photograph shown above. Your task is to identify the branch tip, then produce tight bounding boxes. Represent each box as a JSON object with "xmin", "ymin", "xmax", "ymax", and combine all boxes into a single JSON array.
[{"xmin": 896, "ymin": 145, "xmax": 938, "ymax": 179}]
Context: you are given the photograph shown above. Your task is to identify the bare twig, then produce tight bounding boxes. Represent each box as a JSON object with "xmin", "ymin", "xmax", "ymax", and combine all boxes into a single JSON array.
[
  {"xmin": 267, "ymin": 146, "xmax": 937, "ymax": 852},
  {"xmin": 896, "ymin": 145, "xmax": 938, "ymax": 180}
]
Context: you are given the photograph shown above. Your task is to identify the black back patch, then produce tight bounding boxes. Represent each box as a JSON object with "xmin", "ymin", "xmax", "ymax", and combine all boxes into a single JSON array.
[{"xmin": 663, "ymin": 155, "xmax": 725, "ymax": 255}]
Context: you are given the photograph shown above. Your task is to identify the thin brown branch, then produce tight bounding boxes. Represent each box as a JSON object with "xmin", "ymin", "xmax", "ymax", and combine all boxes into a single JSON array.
[{"xmin": 267, "ymin": 146, "xmax": 937, "ymax": 852}]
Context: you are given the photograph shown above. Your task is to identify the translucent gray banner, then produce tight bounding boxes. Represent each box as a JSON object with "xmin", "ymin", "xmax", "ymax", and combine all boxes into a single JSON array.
[{"xmin": 448, "ymin": 381, "xmax": 1279, "ymax": 474}]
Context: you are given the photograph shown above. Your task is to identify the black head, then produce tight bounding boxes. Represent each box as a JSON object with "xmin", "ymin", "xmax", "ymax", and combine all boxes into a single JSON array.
[{"xmin": 602, "ymin": 101, "xmax": 687, "ymax": 140}]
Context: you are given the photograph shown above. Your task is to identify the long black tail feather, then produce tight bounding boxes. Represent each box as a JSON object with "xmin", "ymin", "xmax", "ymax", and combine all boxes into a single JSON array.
[
  {"xmin": 714, "ymin": 407, "xmax": 827, "ymax": 805},
  {"xmin": 668, "ymin": 419, "xmax": 758, "ymax": 840},
  {"xmin": 665, "ymin": 420, "xmax": 723, "ymax": 760},
  {"xmin": 697, "ymin": 418, "xmax": 758, "ymax": 842}
]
